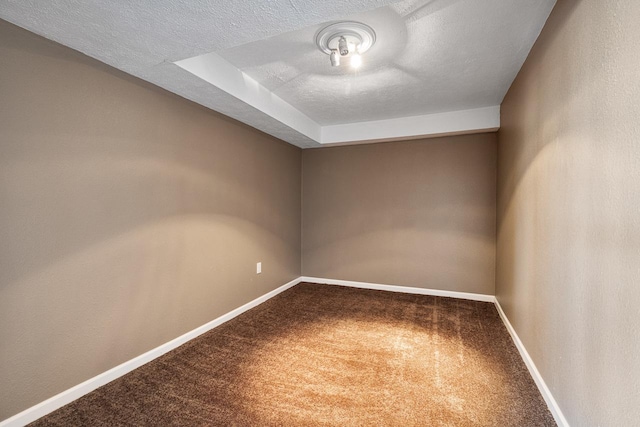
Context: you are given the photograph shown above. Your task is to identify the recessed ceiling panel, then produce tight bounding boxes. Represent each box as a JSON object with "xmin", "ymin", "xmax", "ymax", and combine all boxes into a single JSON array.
[{"xmin": 216, "ymin": 0, "xmax": 555, "ymax": 126}]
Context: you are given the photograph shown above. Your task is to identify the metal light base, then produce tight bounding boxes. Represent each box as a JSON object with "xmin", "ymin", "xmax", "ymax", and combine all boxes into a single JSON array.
[{"xmin": 315, "ymin": 21, "xmax": 376, "ymax": 56}]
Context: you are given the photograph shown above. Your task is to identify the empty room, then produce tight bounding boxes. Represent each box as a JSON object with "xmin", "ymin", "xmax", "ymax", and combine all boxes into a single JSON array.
[{"xmin": 1, "ymin": 0, "xmax": 638, "ymax": 426}]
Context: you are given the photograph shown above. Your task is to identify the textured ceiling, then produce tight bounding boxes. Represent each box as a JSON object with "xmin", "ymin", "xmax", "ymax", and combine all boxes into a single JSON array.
[
  {"xmin": 219, "ymin": 0, "xmax": 555, "ymax": 126},
  {"xmin": 0, "ymin": 0, "xmax": 555, "ymax": 147}
]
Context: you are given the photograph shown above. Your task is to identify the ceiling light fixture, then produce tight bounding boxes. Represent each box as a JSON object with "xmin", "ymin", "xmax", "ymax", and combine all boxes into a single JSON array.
[
  {"xmin": 330, "ymin": 49, "xmax": 340, "ymax": 67},
  {"xmin": 338, "ymin": 36, "xmax": 349, "ymax": 56},
  {"xmin": 315, "ymin": 21, "xmax": 376, "ymax": 69}
]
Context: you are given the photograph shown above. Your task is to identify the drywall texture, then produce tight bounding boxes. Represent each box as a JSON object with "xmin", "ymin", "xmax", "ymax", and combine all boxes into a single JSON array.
[
  {"xmin": 0, "ymin": 20, "xmax": 301, "ymax": 421},
  {"xmin": 303, "ymin": 134, "xmax": 497, "ymax": 295},
  {"xmin": 496, "ymin": 0, "xmax": 640, "ymax": 425}
]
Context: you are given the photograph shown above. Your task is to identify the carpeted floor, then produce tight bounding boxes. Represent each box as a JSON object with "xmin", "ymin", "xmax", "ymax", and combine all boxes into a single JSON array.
[{"xmin": 30, "ymin": 283, "xmax": 555, "ymax": 426}]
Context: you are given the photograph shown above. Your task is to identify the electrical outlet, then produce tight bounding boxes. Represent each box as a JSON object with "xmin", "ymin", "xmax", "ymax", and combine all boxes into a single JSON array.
[{"xmin": 256, "ymin": 262, "xmax": 262, "ymax": 274}]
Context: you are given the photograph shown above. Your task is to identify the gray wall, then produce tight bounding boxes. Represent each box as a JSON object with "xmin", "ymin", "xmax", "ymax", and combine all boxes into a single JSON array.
[
  {"xmin": 302, "ymin": 134, "xmax": 497, "ymax": 295},
  {"xmin": 496, "ymin": 0, "xmax": 640, "ymax": 425},
  {"xmin": 0, "ymin": 20, "xmax": 301, "ymax": 420}
]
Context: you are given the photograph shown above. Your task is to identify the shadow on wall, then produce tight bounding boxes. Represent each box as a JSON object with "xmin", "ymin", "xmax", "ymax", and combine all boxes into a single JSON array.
[
  {"xmin": 0, "ymin": 19, "xmax": 300, "ymax": 288},
  {"xmin": 496, "ymin": 0, "xmax": 597, "ymax": 305},
  {"xmin": 496, "ymin": 0, "xmax": 640, "ymax": 424},
  {"xmin": 302, "ymin": 135, "xmax": 497, "ymax": 295},
  {"xmin": 495, "ymin": 0, "xmax": 633, "ymax": 305},
  {"xmin": 0, "ymin": 19, "xmax": 301, "ymax": 420},
  {"xmin": 1, "ymin": 136, "xmax": 296, "ymax": 287},
  {"xmin": 497, "ymin": 0, "xmax": 584, "ymax": 220}
]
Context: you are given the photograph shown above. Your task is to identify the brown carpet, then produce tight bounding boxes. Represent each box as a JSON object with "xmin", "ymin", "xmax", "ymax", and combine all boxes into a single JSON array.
[{"xmin": 30, "ymin": 283, "xmax": 555, "ymax": 426}]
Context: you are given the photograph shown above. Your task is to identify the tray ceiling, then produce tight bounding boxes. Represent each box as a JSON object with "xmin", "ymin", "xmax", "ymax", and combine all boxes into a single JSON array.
[{"xmin": 0, "ymin": 0, "xmax": 556, "ymax": 148}]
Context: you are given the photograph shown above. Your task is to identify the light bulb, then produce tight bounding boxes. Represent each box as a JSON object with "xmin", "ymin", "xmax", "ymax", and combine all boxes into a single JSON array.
[
  {"xmin": 338, "ymin": 37, "xmax": 349, "ymax": 56},
  {"xmin": 330, "ymin": 49, "xmax": 340, "ymax": 67},
  {"xmin": 350, "ymin": 53, "xmax": 362, "ymax": 69}
]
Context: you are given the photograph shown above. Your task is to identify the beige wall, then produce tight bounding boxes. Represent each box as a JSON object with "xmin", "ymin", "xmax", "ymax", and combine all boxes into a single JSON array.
[
  {"xmin": 0, "ymin": 20, "xmax": 301, "ymax": 420},
  {"xmin": 497, "ymin": 0, "xmax": 640, "ymax": 425},
  {"xmin": 302, "ymin": 134, "xmax": 497, "ymax": 295}
]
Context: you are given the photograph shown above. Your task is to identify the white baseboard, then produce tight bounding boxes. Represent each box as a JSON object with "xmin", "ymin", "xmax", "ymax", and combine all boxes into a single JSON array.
[
  {"xmin": 0, "ymin": 277, "xmax": 302, "ymax": 427},
  {"xmin": 299, "ymin": 276, "xmax": 496, "ymax": 302},
  {"xmin": 3, "ymin": 276, "xmax": 567, "ymax": 427},
  {"xmin": 494, "ymin": 299, "xmax": 569, "ymax": 427}
]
